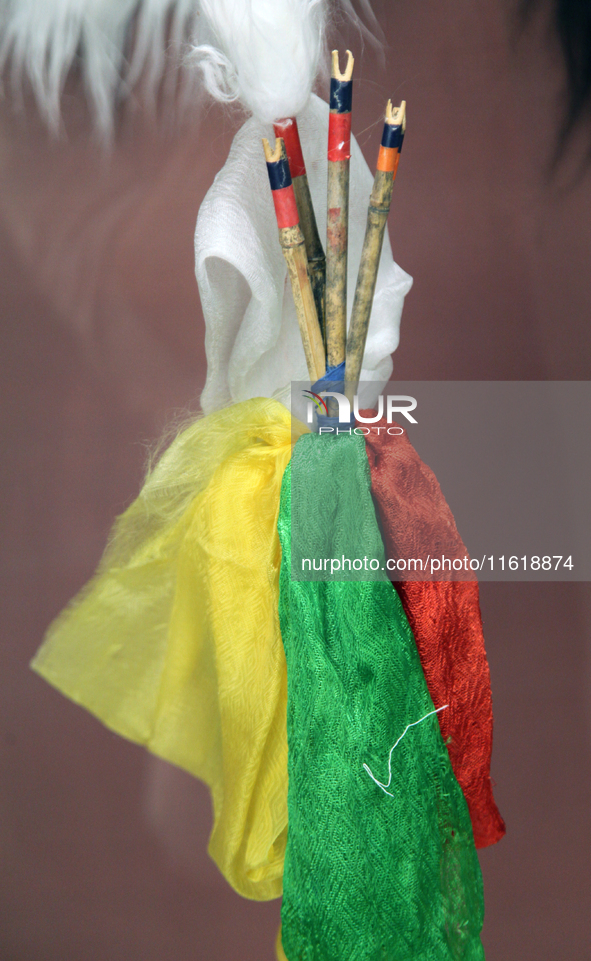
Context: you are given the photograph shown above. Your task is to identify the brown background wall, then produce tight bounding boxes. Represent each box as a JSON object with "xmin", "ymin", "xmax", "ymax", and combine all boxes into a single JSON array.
[{"xmin": 1, "ymin": 1, "xmax": 591, "ymax": 958}]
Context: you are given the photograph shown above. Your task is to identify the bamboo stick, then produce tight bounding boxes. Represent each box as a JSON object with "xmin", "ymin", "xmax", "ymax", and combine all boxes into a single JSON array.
[
  {"xmin": 325, "ymin": 49, "xmax": 354, "ymax": 371},
  {"xmin": 274, "ymin": 117, "xmax": 326, "ymax": 344},
  {"xmin": 345, "ymin": 100, "xmax": 406, "ymax": 399},
  {"xmin": 262, "ymin": 136, "xmax": 326, "ymax": 383}
]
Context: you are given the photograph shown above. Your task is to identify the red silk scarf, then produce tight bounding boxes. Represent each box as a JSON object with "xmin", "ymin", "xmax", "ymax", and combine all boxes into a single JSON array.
[{"xmin": 362, "ymin": 416, "xmax": 505, "ymax": 848}]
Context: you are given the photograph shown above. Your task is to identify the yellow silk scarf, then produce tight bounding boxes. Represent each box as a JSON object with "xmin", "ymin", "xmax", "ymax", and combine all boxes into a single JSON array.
[{"xmin": 33, "ymin": 398, "xmax": 307, "ymax": 900}]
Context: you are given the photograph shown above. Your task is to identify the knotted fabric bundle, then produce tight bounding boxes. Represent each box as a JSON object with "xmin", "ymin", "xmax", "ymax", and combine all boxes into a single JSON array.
[
  {"xmin": 277, "ymin": 431, "xmax": 485, "ymax": 961},
  {"xmin": 363, "ymin": 418, "xmax": 506, "ymax": 848},
  {"xmin": 33, "ymin": 399, "xmax": 307, "ymax": 899}
]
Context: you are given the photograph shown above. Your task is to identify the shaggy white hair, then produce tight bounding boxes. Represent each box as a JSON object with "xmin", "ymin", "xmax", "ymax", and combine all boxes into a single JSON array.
[{"xmin": 0, "ymin": 0, "xmax": 382, "ymax": 134}]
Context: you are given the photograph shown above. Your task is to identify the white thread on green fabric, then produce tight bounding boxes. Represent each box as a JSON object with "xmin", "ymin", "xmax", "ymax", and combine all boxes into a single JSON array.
[{"xmin": 363, "ymin": 705, "xmax": 449, "ymax": 797}]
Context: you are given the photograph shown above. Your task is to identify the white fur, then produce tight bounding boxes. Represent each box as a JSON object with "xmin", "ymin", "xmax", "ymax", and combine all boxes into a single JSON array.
[
  {"xmin": 189, "ymin": 0, "xmax": 325, "ymax": 123},
  {"xmin": 0, "ymin": 0, "xmax": 378, "ymax": 131},
  {"xmin": 0, "ymin": 0, "xmax": 200, "ymax": 133}
]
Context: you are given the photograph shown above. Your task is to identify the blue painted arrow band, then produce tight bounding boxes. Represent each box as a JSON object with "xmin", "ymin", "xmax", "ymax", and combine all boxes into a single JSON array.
[
  {"xmin": 266, "ymin": 157, "xmax": 292, "ymax": 191},
  {"xmin": 329, "ymin": 78, "xmax": 353, "ymax": 113}
]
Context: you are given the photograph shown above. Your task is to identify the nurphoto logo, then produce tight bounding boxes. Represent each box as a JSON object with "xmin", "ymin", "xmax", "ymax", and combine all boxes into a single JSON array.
[{"xmin": 302, "ymin": 391, "xmax": 418, "ymax": 432}]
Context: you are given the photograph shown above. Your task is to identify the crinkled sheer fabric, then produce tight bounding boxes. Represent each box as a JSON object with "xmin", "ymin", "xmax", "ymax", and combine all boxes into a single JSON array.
[
  {"xmin": 277, "ymin": 432, "xmax": 485, "ymax": 961},
  {"xmin": 33, "ymin": 398, "xmax": 308, "ymax": 900},
  {"xmin": 195, "ymin": 94, "xmax": 413, "ymax": 414},
  {"xmin": 276, "ymin": 927, "xmax": 288, "ymax": 961},
  {"xmin": 363, "ymin": 417, "xmax": 506, "ymax": 848}
]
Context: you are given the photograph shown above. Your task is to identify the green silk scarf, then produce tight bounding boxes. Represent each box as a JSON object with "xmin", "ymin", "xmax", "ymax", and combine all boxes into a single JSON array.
[{"xmin": 277, "ymin": 432, "xmax": 485, "ymax": 961}]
